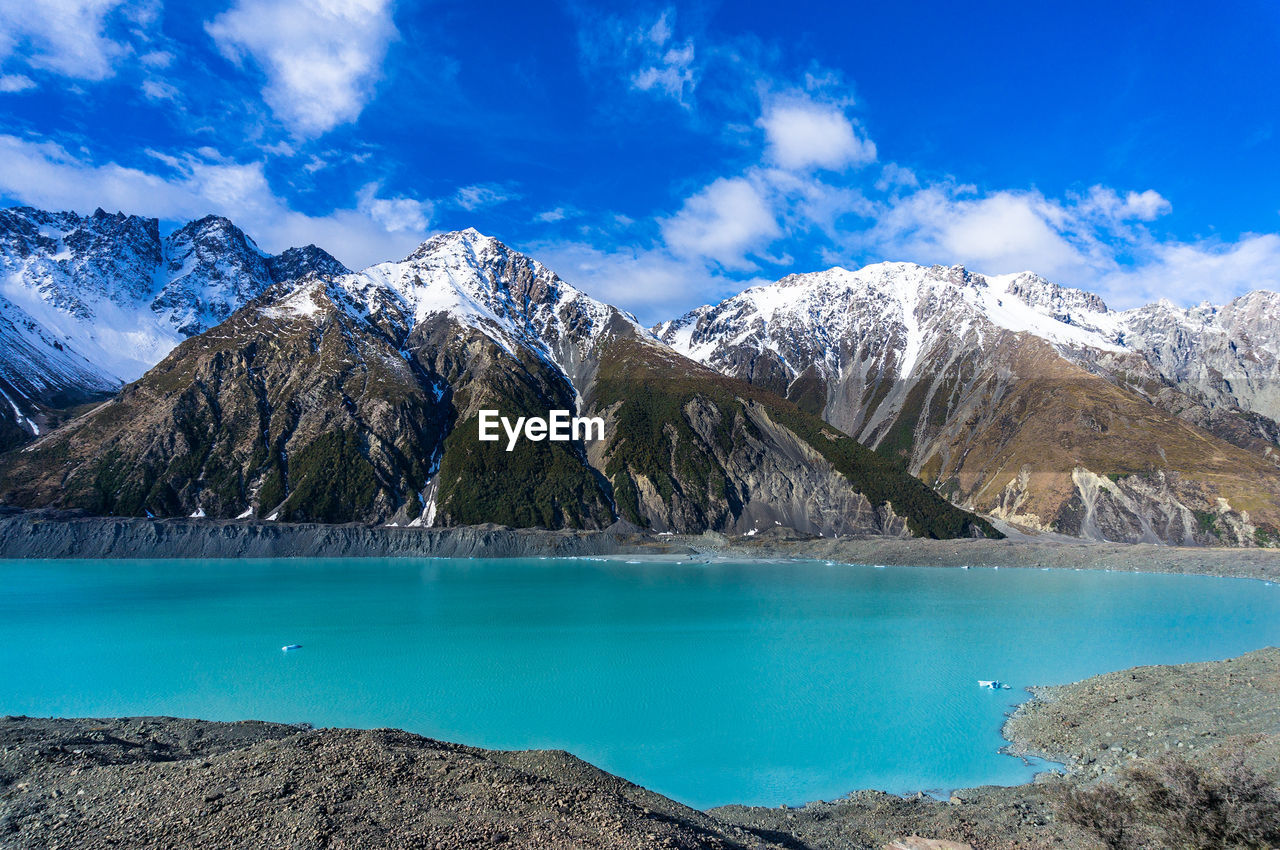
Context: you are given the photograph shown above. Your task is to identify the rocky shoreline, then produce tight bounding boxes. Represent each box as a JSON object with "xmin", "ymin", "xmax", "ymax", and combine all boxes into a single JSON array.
[
  {"xmin": 1002, "ymin": 647, "xmax": 1280, "ymax": 780},
  {"xmin": 3, "ymin": 650, "xmax": 1277, "ymax": 849},
  {"xmin": 2, "ymin": 510, "xmax": 1279, "ymax": 582}
]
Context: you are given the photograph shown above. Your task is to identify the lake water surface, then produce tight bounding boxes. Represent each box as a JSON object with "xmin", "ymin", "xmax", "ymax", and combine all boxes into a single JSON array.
[{"xmin": 2, "ymin": 557, "xmax": 1278, "ymax": 808}]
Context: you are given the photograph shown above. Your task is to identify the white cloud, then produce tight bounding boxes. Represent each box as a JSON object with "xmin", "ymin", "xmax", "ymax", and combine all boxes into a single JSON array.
[
  {"xmin": 138, "ymin": 49, "xmax": 173, "ymax": 69},
  {"xmin": 626, "ymin": 10, "xmax": 696, "ymax": 105},
  {"xmin": 760, "ymin": 97, "xmax": 876, "ymax": 171},
  {"xmin": 0, "ymin": 0, "xmax": 128, "ymax": 80},
  {"xmin": 530, "ymin": 238, "xmax": 765, "ymax": 324},
  {"xmin": 536, "ymin": 207, "xmax": 569, "ymax": 223},
  {"xmin": 454, "ymin": 184, "xmax": 517, "ymax": 212},
  {"xmin": 1100, "ymin": 234, "xmax": 1280, "ymax": 308},
  {"xmin": 262, "ymin": 140, "xmax": 296, "ymax": 157},
  {"xmin": 661, "ymin": 176, "xmax": 780, "ymax": 270},
  {"xmin": 630, "ymin": 40, "xmax": 695, "ymax": 105},
  {"xmin": 356, "ymin": 182, "xmax": 431, "ymax": 234},
  {"xmin": 874, "ymin": 162, "xmax": 918, "ymax": 192},
  {"xmin": 206, "ymin": 0, "xmax": 398, "ymax": 138},
  {"xmin": 0, "ymin": 74, "xmax": 36, "ymax": 92},
  {"xmin": 1078, "ymin": 186, "xmax": 1171, "ymax": 223},
  {"xmin": 863, "ymin": 187, "xmax": 1091, "ymax": 280},
  {"xmin": 0, "ymin": 134, "xmax": 429, "ymax": 269}
]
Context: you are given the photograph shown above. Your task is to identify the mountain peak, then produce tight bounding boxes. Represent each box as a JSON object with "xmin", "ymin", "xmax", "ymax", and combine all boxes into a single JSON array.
[
  {"xmin": 172, "ymin": 214, "xmax": 245, "ymax": 239},
  {"xmin": 405, "ymin": 227, "xmax": 504, "ymax": 263},
  {"xmin": 267, "ymin": 244, "xmax": 350, "ymax": 283}
]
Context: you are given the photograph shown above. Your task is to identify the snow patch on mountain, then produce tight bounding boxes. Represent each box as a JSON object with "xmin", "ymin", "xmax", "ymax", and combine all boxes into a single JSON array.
[{"xmin": 972, "ymin": 272, "xmax": 1125, "ymax": 353}]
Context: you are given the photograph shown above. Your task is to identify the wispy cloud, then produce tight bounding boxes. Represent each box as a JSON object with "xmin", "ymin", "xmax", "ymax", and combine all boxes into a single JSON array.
[
  {"xmin": 138, "ymin": 50, "xmax": 173, "ymax": 69},
  {"xmin": 573, "ymin": 6, "xmax": 700, "ymax": 109},
  {"xmin": 536, "ymin": 207, "xmax": 571, "ymax": 223},
  {"xmin": 454, "ymin": 183, "xmax": 518, "ymax": 212},
  {"xmin": 0, "ymin": 73, "xmax": 36, "ymax": 92},
  {"xmin": 206, "ymin": 0, "xmax": 399, "ymax": 138},
  {"xmin": 627, "ymin": 11, "xmax": 696, "ymax": 106},
  {"xmin": 141, "ymin": 78, "xmax": 179, "ymax": 102}
]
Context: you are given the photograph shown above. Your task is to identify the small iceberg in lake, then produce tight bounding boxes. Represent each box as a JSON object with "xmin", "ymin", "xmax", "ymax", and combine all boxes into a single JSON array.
[
  {"xmin": 281, "ymin": 644, "xmax": 303, "ymax": 652},
  {"xmin": 978, "ymin": 679, "xmax": 1010, "ymax": 690}
]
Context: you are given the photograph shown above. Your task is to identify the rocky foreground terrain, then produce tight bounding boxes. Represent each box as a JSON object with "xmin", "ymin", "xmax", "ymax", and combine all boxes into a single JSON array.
[{"xmin": 2, "ymin": 650, "xmax": 1277, "ymax": 850}]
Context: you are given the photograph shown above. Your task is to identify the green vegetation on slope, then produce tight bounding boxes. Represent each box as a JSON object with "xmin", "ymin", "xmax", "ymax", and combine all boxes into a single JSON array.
[
  {"xmin": 436, "ymin": 414, "xmax": 613, "ymax": 529},
  {"xmin": 593, "ymin": 339, "xmax": 1001, "ymax": 539},
  {"xmin": 431, "ymin": 338, "xmax": 614, "ymax": 530}
]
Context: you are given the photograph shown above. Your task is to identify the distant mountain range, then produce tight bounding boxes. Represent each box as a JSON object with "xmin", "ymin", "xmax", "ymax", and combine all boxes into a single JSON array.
[
  {"xmin": 0, "ymin": 219, "xmax": 988, "ymax": 540},
  {"xmin": 657, "ymin": 264, "xmax": 1280, "ymax": 545},
  {"xmin": 0, "ymin": 206, "xmax": 347, "ymax": 442},
  {"xmin": 0, "ymin": 204, "xmax": 1276, "ymax": 545}
]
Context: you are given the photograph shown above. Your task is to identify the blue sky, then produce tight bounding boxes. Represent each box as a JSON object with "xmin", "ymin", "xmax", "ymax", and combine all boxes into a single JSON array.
[{"xmin": 1, "ymin": 0, "xmax": 1278, "ymax": 321}]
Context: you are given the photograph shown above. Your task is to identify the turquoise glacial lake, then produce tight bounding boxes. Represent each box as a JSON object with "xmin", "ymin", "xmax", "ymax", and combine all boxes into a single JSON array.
[{"xmin": 2, "ymin": 557, "xmax": 1279, "ymax": 809}]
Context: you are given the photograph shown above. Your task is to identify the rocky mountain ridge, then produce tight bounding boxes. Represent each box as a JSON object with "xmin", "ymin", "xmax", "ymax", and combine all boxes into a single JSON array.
[
  {"xmin": 0, "ymin": 206, "xmax": 347, "ymax": 445},
  {"xmin": 658, "ymin": 262, "xmax": 1280, "ymax": 545},
  {"xmin": 0, "ymin": 229, "xmax": 993, "ymax": 539},
  {"xmin": 4, "ymin": 202, "xmax": 1276, "ymax": 545}
]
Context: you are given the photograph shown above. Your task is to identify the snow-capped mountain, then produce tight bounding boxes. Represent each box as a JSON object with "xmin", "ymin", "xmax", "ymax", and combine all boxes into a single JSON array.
[
  {"xmin": 658, "ymin": 262, "xmax": 1280, "ymax": 545},
  {"xmin": 0, "ymin": 230, "xmax": 992, "ymax": 540},
  {"xmin": 0, "ymin": 206, "xmax": 349, "ymax": 441},
  {"xmin": 1105, "ymin": 292, "xmax": 1280, "ymax": 426},
  {"xmin": 320, "ymin": 227, "xmax": 649, "ymax": 385}
]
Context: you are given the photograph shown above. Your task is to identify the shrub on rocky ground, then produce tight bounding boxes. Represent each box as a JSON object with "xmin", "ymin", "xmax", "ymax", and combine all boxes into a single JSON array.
[{"xmin": 1058, "ymin": 749, "xmax": 1280, "ymax": 849}]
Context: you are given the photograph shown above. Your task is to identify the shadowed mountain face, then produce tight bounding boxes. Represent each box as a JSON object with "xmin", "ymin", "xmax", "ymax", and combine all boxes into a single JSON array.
[
  {"xmin": 0, "ymin": 206, "xmax": 348, "ymax": 449},
  {"xmin": 0, "ymin": 231, "xmax": 996, "ymax": 539},
  {"xmin": 658, "ymin": 263, "xmax": 1280, "ymax": 545}
]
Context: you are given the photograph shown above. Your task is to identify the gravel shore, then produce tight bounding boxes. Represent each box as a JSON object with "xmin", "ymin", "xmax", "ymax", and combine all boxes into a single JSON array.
[
  {"xmin": 1002, "ymin": 647, "xmax": 1280, "ymax": 780},
  {"xmin": 0, "ymin": 718, "xmax": 781, "ymax": 850},
  {"xmin": 2, "ymin": 510, "xmax": 1280, "ymax": 583}
]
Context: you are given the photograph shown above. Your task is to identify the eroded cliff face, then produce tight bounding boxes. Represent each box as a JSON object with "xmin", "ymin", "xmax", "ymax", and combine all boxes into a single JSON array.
[
  {"xmin": 589, "ymin": 394, "xmax": 910, "ymax": 537},
  {"xmin": 991, "ymin": 466, "xmax": 1263, "ymax": 546},
  {"xmin": 892, "ymin": 338, "xmax": 1280, "ymax": 546}
]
